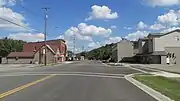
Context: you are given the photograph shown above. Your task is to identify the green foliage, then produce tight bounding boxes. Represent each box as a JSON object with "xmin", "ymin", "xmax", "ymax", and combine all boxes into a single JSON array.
[
  {"xmin": 0, "ymin": 37, "xmax": 26, "ymax": 57},
  {"xmin": 86, "ymin": 43, "xmax": 117, "ymax": 61}
]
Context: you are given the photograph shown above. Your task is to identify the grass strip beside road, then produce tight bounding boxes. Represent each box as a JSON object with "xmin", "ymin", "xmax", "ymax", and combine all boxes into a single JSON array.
[{"xmin": 134, "ymin": 75, "xmax": 180, "ymax": 101}]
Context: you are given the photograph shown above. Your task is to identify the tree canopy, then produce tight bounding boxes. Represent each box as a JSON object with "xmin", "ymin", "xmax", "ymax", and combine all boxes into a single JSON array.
[
  {"xmin": 0, "ymin": 37, "xmax": 26, "ymax": 57},
  {"xmin": 84, "ymin": 43, "xmax": 117, "ymax": 62}
]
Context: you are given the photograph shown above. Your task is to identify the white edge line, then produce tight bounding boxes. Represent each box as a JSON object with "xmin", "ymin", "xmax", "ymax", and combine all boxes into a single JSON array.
[{"xmin": 125, "ymin": 74, "xmax": 174, "ymax": 101}]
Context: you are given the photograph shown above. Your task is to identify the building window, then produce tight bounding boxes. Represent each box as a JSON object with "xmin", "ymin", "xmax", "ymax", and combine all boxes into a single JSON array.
[
  {"xmin": 175, "ymin": 36, "xmax": 180, "ymax": 41},
  {"xmin": 15, "ymin": 57, "xmax": 18, "ymax": 61},
  {"xmin": 172, "ymin": 53, "xmax": 175, "ymax": 58}
]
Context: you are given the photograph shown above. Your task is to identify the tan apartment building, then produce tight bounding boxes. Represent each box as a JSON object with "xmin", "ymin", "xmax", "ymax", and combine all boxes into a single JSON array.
[{"xmin": 137, "ymin": 30, "xmax": 180, "ymax": 64}]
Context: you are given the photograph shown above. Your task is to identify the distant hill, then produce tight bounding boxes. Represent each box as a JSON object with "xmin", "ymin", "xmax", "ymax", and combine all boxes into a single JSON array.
[{"xmin": 85, "ymin": 43, "xmax": 117, "ymax": 62}]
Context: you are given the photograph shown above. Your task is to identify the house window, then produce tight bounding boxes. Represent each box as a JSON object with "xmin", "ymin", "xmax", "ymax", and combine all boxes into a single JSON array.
[{"xmin": 175, "ymin": 36, "xmax": 180, "ymax": 41}]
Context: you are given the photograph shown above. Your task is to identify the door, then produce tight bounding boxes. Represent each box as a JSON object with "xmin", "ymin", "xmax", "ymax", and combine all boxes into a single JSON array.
[{"xmin": 0, "ymin": 57, "xmax": 1, "ymax": 64}]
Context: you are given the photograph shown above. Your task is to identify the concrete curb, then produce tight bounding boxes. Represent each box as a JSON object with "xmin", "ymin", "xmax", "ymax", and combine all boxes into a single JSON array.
[
  {"xmin": 125, "ymin": 74, "xmax": 174, "ymax": 101},
  {"xmin": 101, "ymin": 63, "xmax": 111, "ymax": 67}
]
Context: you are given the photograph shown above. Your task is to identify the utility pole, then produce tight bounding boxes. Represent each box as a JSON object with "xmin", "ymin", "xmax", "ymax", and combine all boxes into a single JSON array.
[
  {"xmin": 42, "ymin": 7, "xmax": 50, "ymax": 66},
  {"xmin": 82, "ymin": 45, "xmax": 84, "ymax": 52},
  {"xmin": 73, "ymin": 33, "xmax": 76, "ymax": 60}
]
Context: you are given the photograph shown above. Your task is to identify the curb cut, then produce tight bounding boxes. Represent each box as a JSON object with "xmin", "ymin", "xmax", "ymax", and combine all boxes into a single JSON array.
[{"xmin": 125, "ymin": 74, "xmax": 174, "ymax": 101}]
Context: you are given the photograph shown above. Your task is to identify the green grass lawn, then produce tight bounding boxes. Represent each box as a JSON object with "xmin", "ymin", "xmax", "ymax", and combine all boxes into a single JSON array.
[{"xmin": 134, "ymin": 75, "xmax": 180, "ymax": 101}]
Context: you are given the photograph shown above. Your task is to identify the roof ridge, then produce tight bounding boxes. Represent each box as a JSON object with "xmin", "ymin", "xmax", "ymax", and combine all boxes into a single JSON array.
[{"xmin": 26, "ymin": 39, "xmax": 65, "ymax": 44}]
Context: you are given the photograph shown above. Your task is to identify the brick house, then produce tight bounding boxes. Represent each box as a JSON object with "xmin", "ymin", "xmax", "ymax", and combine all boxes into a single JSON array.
[{"xmin": 6, "ymin": 39, "xmax": 67, "ymax": 64}]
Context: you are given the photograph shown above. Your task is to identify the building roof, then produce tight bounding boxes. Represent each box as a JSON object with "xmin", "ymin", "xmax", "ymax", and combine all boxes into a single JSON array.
[
  {"xmin": 138, "ymin": 37, "xmax": 149, "ymax": 41},
  {"xmin": 7, "ymin": 52, "xmax": 35, "ymax": 58},
  {"xmin": 148, "ymin": 29, "xmax": 180, "ymax": 38},
  {"xmin": 23, "ymin": 39, "xmax": 65, "ymax": 52},
  {"xmin": 26, "ymin": 39, "xmax": 65, "ymax": 44},
  {"xmin": 34, "ymin": 44, "xmax": 56, "ymax": 55},
  {"xmin": 150, "ymin": 51, "xmax": 167, "ymax": 56}
]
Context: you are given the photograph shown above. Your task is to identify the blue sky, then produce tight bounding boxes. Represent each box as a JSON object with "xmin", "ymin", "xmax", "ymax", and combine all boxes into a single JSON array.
[{"xmin": 1, "ymin": 0, "xmax": 180, "ymax": 52}]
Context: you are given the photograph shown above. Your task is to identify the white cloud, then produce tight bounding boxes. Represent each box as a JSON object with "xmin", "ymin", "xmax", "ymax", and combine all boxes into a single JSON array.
[
  {"xmin": 57, "ymin": 35, "xmax": 65, "ymax": 39},
  {"xmin": 125, "ymin": 31, "xmax": 148, "ymax": 41},
  {"xmin": 135, "ymin": 10, "xmax": 180, "ymax": 31},
  {"xmin": 0, "ymin": 7, "xmax": 28, "ymax": 31},
  {"xmin": 124, "ymin": 27, "xmax": 132, "ymax": 30},
  {"xmin": 85, "ymin": 5, "xmax": 118, "ymax": 21},
  {"xmin": 146, "ymin": 0, "xmax": 180, "ymax": 6},
  {"xmin": 87, "ymin": 36, "xmax": 121, "ymax": 50},
  {"xmin": 110, "ymin": 25, "xmax": 117, "ymax": 29},
  {"xmin": 64, "ymin": 23, "xmax": 112, "ymax": 40},
  {"xmin": 8, "ymin": 33, "xmax": 44, "ymax": 42},
  {"xmin": 0, "ymin": 0, "xmax": 16, "ymax": 6},
  {"xmin": 104, "ymin": 36, "xmax": 122, "ymax": 44},
  {"xmin": 88, "ymin": 41, "xmax": 101, "ymax": 49},
  {"xmin": 157, "ymin": 10, "xmax": 180, "ymax": 26},
  {"xmin": 78, "ymin": 23, "xmax": 112, "ymax": 37},
  {"xmin": 149, "ymin": 23, "xmax": 166, "ymax": 30},
  {"xmin": 161, "ymin": 27, "xmax": 180, "ymax": 33},
  {"xmin": 64, "ymin": 26, "xmax": 93, "ymax": 41},
  {"xmin": 137, "ymin": 21, "xmax": 148, "ymax": 29}
]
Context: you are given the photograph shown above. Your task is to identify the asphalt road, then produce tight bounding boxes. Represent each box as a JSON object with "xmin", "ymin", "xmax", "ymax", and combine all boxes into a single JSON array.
[{"xmin": 0, "ymin": 60, "xmax": 157, "ymax": 101}]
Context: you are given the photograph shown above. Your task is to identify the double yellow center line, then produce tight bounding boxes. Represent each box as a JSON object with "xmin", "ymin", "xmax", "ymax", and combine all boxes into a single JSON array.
[{"xmin": 0, "ymin": 74, "xmax": 56, "ymax": 99}]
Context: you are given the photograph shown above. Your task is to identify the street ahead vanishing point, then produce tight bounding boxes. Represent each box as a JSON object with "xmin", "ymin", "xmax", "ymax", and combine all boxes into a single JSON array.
[{"xmin": 0, "ymin": 61, "xmax": 157, "ymax": 101}]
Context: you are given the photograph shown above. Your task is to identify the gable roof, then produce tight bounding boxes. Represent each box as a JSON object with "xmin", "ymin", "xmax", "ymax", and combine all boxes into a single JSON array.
[
  {"xmin": 148, "ymin": 29, "xmax": 180, "ymax": 38},
  {"xmin": 7, "ymin": 52, "xmax": 34, "ymax": 58},
  {"xmin": 34, "ymin": 44, "xmax": 56, "ymax": 55},
  {"xmin": 23, "ymin": 39, "xmax": 65, "ymax": 52}
]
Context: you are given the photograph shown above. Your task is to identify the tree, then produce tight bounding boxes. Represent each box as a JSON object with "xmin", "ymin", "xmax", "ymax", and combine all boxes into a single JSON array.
[
  {"xmin": 86, "ymin": 43, "xmax": 117, "ymax": 61},
  {"xmin": 0, "ymin": 38, "xmax": 26, "ymax": 57}
]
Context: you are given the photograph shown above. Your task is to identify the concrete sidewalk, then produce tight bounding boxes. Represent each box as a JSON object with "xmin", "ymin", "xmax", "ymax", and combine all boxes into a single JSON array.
[
  {"xmin": 0, "ymin": 64, "xmax": 39, "ymax": 68},
  {"xmin": 131, "ymin": 64, "xmax": 180, "ymax": 74}
]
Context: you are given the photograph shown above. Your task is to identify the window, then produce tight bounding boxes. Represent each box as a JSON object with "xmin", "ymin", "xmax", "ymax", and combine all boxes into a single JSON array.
[
  {"xmin": 175, "ymin": 36, "xmax": 180, "ymax": 41},
  {"xmin": 15, "ymin": 57, "xmax": 18, "ymax": 61},
  {"xmin": 172, "ymin": 53, "xmax": 175, "ymax": 58}
]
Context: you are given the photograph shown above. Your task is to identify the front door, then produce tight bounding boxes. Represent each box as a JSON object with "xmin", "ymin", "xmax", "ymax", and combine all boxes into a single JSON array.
[{"xmin": 0, "ymin": 57, "xmax": 1, "ymax": 64}]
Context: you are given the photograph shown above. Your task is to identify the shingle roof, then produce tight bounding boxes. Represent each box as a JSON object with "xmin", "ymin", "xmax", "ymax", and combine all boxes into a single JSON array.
[
  {"xmin": 34, "ymin": 44, "xmax": 56, "ymax": 55},
  {"xmin": 23, "ymin": 39, "xmax": 65, "ymax": 52},
  {"xmin": 148, "ymin": 29, "xmax": 180, "ymax": 37},
  {"xmin": 7, "ymin": 52, "xmax": 35, "ymax": 58}
]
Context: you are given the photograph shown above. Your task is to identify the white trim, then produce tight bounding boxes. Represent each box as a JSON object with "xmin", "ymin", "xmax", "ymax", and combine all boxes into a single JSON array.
[{"xmin": 46, "ymin": 44, "xmax": 55, "ymax": 54}]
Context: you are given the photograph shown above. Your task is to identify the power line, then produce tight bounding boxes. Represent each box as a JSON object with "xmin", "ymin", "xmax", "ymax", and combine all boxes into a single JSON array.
[
  {"xmin": 19, "ymin": 5, "xmax": 43, "ymax": 19},
  {"xmin": 0, "ymin": 16, "xmax": 42, "ymax": 33},
  {"xmin": 0, "ymin": 6, "xmax": 42, "ymax": 33},
  {"xmin": 0, "ymin": 16, "xmax": 26, "ymax": 29}
]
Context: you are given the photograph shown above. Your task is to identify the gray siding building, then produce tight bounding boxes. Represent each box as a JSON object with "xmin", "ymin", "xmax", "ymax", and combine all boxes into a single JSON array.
[
  {"xmin": 117, "ymin": 40, "xmax": 134, "ymax": 62},
  {"xmin": 137, "ymin": 30, "xmax": 180, "ymax": 64}
]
